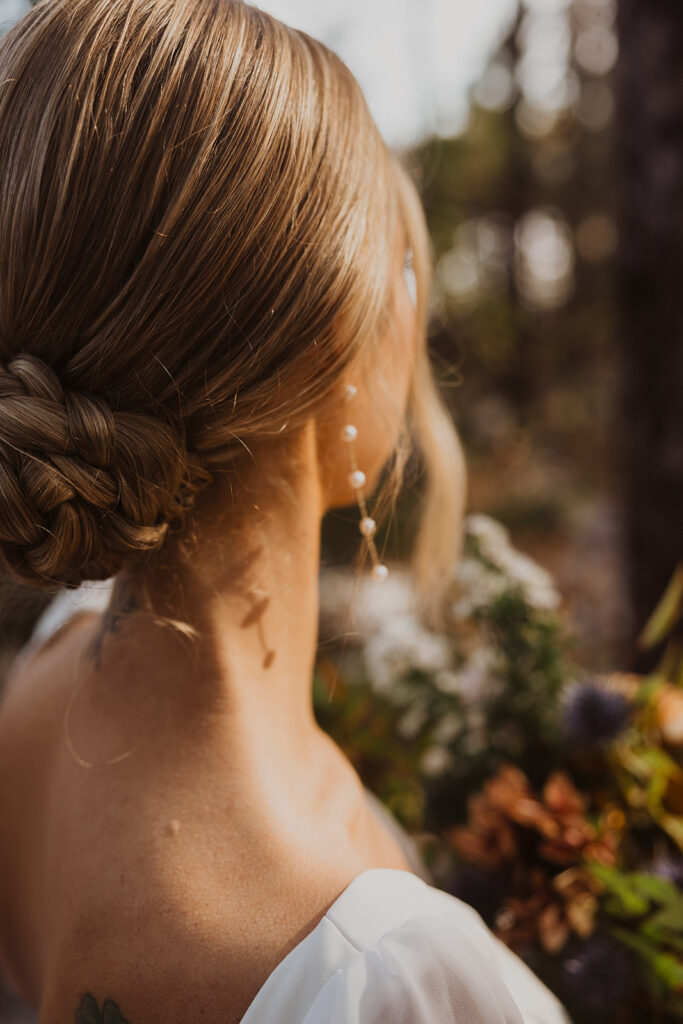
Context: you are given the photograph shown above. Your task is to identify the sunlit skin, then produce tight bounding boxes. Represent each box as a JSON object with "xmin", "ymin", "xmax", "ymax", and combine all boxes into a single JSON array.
[
  {"xmin": 77, "ymin": 229, "xmax": 417, "ymax": 823},
  {"xmin": 0, "ymin": 232, "xmax": 419, "ymax": 1020}
]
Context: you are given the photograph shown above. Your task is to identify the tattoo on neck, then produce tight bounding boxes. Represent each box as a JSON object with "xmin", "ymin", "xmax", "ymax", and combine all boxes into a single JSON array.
[
  {"xmin": 75, "ymin": 992, "xmax": 129, "ymax": 1023},
  {"xmin": 88, "ymin": 580, "xmax": 140, "ymax": 669}
]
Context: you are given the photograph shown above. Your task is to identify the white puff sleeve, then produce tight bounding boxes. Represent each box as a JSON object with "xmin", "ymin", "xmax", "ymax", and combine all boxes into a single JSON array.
[{"xmin": 301, "ymin": 909, "xmax": 572, "ymax": 1024}]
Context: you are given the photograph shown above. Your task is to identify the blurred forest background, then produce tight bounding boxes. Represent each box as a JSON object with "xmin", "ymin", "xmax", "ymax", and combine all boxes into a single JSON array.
[
  {"xmin": 307, "ymin": 0, "xmax": 681, "ymax": 677},
  {"xmin": 303, "ymin": 0, "xmax": 681, "ymax": 677},
  {"xmin": 411, "ymin": 0, "xmax": 681, "ymax": 677},
  {"xmin": 419, "ymin": 0, "xmax": 626, "ymax": 670}
]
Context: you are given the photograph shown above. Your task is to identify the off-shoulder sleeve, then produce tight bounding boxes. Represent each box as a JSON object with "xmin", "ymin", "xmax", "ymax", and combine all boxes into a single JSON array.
[{"xmin": 301, "ymin": 909, "xmax": 572, "ymax": 1024}]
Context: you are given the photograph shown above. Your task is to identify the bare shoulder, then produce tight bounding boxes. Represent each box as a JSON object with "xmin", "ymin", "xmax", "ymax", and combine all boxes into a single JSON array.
[
  {"xmin": 1, "ymin": 608, "xmax": 97, "ymax": 707},
  {"xmin": 0, "ymin": 612, "xmax": 98, "ymax": 999},
  {"xmin": 0, "ymin": 616, "xmax": 415, "ymax": 1021},
  {"xmin": 0, "ymin": 610, "xmax": 97, "ymax": 782}
]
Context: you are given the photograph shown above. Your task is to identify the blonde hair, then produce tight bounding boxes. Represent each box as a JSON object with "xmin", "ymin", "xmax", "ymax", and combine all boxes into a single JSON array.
[{"xmin": 0, "ymin": 0, "xmax": 465, "ymax": 609}]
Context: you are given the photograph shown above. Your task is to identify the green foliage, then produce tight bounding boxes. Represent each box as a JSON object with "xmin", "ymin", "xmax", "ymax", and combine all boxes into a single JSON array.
[
  {"xmin": 640, "ymin": 565, "xmax": 683, "ymax": 653},
  {"xmin": 639, "ymin": 564, "xmax": 683, "ymax": 691},
  {"xmin": 588, "ymin": 868, "xmax": 683, "ymax": 1016},
  {"xmin": 315, "ymin": 515, "xmax": 571, "ymax": 823},
  {"xmin": 316, "ymin": 516, "xmax": 683, "ymax": 1022}
]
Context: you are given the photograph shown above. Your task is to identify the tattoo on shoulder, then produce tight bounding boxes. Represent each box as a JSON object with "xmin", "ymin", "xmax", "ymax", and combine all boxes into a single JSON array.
[
  {"xmin": 88, "ymin": 580, "xmax": 140, "ymax": 669},
  {"xmin": 75, "ymin": 992, "xmax": 129, "ymax": 1023}
]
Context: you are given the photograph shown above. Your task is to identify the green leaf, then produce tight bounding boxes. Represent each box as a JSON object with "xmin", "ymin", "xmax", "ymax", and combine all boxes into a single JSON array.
[
  {"xmin": 644, "ymin": 899, "xmax": 683, "ymax": 938},
  {"xmin": 627, "ymin": 873, "xmax": 681, "ymax": 905},
  {"xmin": 658, "ymin": 642, "xmax": 683, "ymax": 686},
  {"xmin": 608, "ymin": 924, "xmax": 659, "ymax": 966},
  {"xmin": 639, "ymin": 564, "xmax": 683, "ymax": 650},
  {"xmin": 651, "ymin": 951, "xmax": 683, "ymax": 990},
  {"xmin": 604, "ymin": 889, "xmax": 651, "ymax": 918},
  {"xmin": 610, "ymin": 926, "xmax": 683, "ymax": 991},
  {"xmin": 641, "ymin": 919, "xmax": 683, "ymax": 958},
  {"xmin": 586, "ymin": 863, "xmax": 651, "ymax": 917}
]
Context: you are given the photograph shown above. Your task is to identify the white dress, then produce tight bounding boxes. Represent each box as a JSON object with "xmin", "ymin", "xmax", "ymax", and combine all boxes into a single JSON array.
[{"xmin": 23, "ymin": 583, "xmax": 572, "ymax": 1024}]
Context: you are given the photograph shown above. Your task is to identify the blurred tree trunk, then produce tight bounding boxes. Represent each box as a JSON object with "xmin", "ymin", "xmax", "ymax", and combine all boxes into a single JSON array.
[{"xmin": 616, "ymin": 0, "xmax": 683, "ymax": 661}]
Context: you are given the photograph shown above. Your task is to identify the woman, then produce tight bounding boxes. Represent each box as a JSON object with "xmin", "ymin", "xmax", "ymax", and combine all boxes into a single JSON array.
[{"xmin": 0, "ymin": 1, "xmax": 571, "ymax": 1020}]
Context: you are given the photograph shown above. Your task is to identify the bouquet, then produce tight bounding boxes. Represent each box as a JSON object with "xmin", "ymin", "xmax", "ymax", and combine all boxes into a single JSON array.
[{"xmin": 314, "ymin": 517, "xmax": 683, "ymax": 1024}]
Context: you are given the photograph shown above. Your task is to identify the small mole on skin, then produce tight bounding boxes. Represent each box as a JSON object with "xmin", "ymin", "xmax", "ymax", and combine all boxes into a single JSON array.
[{"xmin": 167, "ymin": 819, "xmax": 181, "ymax": 836}]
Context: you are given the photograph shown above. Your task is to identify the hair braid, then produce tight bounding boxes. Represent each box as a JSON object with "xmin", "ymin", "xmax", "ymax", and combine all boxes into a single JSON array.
[{"xmin": 0, "ymin": 354, "xmax": 197, "ymax": 587}]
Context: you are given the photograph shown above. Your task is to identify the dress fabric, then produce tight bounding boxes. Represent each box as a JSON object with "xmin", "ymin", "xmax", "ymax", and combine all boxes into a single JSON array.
[
  {"xmin": 239, "ymin": 867, "xmax": 571, "ymax": 1024},
  {"xmin": 26, "ymin": 583, "xmax": 572, "ymax": 1024}
]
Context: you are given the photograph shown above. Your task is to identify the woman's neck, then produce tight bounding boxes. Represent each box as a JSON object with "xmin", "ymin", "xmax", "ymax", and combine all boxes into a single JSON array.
[{"xmin": 86, "ymin": 423, "xmax": 332, "ymax": 788}]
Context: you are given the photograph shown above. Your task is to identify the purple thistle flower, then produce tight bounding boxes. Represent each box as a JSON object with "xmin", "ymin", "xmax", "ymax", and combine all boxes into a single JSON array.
[
  {"xmin": 648, "ymin": 850, "xmax": 683, "ymax": 887},
  {"xmin": 560, "ymin": 935, "xmax": 639, "ymax": 1020},
  {"xmin": 561, "ymin": 680, "xmax": 632, "ymax": 750}
]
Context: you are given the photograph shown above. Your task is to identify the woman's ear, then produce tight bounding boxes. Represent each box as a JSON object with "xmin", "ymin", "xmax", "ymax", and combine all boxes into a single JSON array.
[{"xmin": 316, "ymin": 364, "xmax": 412, "ymax": 514}]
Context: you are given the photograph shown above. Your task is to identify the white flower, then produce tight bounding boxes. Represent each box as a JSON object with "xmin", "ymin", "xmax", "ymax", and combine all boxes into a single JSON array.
[
  {"xmin": 432, "ymin": 647, "xmax": 503, "ymax": 705},
  {"xmin": 455, "ymin": 647, "xmax": 504, "ymax": 704},
  {"xmin": 465, "ymin": 513, "xmax": 511, "ymax": 560},
  {"xmin": 496, "ymin": 549, "xmax": 560, "ymax": 611},
  {"xmin": 460, "ymin": 708, "xmax": 487, "ymax": 755},
  {"xmin": 451, "ymin": 555, "xmax": 508, "ymax": 618},
  {"xmin": 432, "ymin": 711, "xmax": 463, "ymax": 744},
  {"xmin": 384, "ymin": 680, "xmax": 420, "ymax": 708},
  {"xmin": 396, "ymin": 701, "xmax": 430, "ymax": 740},
  {"xmin": 318, "ymin": 566, "xmax": 416, "ymax": 643},
  {"xmin": 433, "ymin": 669, "xmax": 466, "ymax": 696},
  {"xmin": 364, "ymin": 614, "xmax": 453, "ymax": 696},
  {"xmin": 460, "ymin": 514, "xmax": 560, "ymax": 612},
  {"xmin": 419, "ymin": 745, "xmax": 455, "ymax": 777}
]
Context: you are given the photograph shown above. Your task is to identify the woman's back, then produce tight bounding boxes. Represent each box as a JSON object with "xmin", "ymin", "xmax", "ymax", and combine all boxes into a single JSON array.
[
  {"xmin": 0, "ymin": 610, "xmax": 417, "ymax": 1022},
  {"xmin": 0, "ymin": 1, "xmax": 571, "ymax": 1020},
  {"xmin": 0, "ymin": 606, "xmax": 573, "ymax": 1024}
]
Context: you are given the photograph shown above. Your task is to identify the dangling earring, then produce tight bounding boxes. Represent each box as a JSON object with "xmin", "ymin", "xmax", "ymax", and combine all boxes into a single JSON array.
[{"xmin": 342, "ymin": 383, "xmax": 389, "ymax": 581}]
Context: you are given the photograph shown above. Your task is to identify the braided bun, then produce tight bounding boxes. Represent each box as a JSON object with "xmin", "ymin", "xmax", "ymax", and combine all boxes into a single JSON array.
[{"xmin": 0, "ymin": 354, "xmax": 197, "ymax": 588}]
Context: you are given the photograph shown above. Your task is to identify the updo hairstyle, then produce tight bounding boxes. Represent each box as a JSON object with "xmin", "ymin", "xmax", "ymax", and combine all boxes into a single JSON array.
[{"xmin": 0, "ymin": 0, "xmax": 464, "ymax": 599}]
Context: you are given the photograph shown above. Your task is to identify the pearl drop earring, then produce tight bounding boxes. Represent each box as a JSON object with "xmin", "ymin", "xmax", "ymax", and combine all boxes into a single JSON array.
[{"xmin": 343, "ymin": 384, "xmax": 389, "ymax": 581}]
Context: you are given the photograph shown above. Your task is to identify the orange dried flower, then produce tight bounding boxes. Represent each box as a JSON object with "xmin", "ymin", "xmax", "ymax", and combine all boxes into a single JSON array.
[
  {"xmin": 449, "ymin": 762, "xmax": 619, "ymax": 952},
  {"xmin": 655, "ymin": 684, "xmax": 683, "ymax": 746},
  {"xmin": 451, "ymin": 762, "xmax": 614, "ymax": 869}
]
